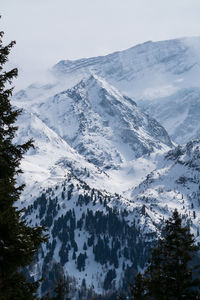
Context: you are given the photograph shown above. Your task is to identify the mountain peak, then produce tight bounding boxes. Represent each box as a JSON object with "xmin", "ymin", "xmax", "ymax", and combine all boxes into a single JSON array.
[{"xmin": 24, "ymin": 75, "xmax": 172, "ymax": 169}]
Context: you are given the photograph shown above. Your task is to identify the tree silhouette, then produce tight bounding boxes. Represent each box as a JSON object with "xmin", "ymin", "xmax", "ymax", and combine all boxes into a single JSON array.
[
  {"xmin": 125, "ymin": 210, "xmax": 200, "ymax": 300},
  {"xmin": 0, "ymin": 21, "xmax": 47, "ymax": 299}
]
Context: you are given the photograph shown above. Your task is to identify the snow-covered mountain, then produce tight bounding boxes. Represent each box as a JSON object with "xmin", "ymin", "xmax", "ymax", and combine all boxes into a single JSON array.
[
  {"xmin": 14, "ymin": 74, "xmax": 172, "ymax": 171},
  {"xmin": 12, "ymin": 37, "xmax": 200, "ymax": 298},
  {"xmin": 13, "ymin": 76, "xmax": 172, "ymax": 298},
  {"xmin": 52, "ymin": 37, "xmax": 200, "ymax": 144},
  {"xmin": 53, "ymin": 38, "xmax": 200, "ymax": 97}
]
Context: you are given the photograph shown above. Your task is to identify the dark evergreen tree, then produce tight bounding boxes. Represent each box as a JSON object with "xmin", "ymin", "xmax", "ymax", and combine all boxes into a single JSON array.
[
  {"xmin": 147, "ymin": 210, "xmax": 200, "ymax": 299},
  {"xmin": 0, "ymin": 24, "xmax": 47, "ymax": 299},
  {"xmin": 103, "ymin": 269, "xmax": 116, "ymax": 290},
  {"xmin": 83, "ymin": 242, "xmax": 87, "ymax": 251},
  {"xmin": 126, "ymin": 209, "xmax": 200, "ymax": 300},
  {"xmin": 129, "ymin": 273, "xmax": 146, "ymax": 300},
  {"xmin": 143, "ymin": 239, "xmax": 165, "ymax": 300},
  {"xmin": 53, "ymin": 276, "xmax": 70, "ymax": 300},
  {"xmin": 72, "ymin": 250, "xmax": 76, "ymax": 260},
  {"xmin": 76, "ymin": 253, "xmax": 86, "ymax": 271}
]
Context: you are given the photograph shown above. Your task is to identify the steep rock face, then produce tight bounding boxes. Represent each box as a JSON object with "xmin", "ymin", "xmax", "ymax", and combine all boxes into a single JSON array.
[{"xmin": 27, "ymin": 75, "xmax": 172, "ymax": 169}]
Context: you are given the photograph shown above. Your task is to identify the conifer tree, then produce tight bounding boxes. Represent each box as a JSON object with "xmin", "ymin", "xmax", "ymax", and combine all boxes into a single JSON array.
[
  {"xmin": 0, "ymin": 22, "xmax": 47, "ymax": 299},
  {"xmin": 128, "ymin": 209, "xmax": 200, "ymax": 300},
  {"xmin": 147, "ymin": 210, "xmax": 200, "ymax": 299},
  {"xmin": 129, "ymin": 273, "xmax": 146, "ymax": 300},
  {"xmin": 53, "ymin": 276, "xmax": 70, "ymax": 300}
]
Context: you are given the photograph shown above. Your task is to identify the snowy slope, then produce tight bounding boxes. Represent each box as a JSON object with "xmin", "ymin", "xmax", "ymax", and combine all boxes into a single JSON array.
[
  {"xmin": 129, "ymin": 140, "xmax": 200, "ymax": 242},
  {"xmin": 14, "ymin": 108, "xmax": 114, "ymax": 200}
]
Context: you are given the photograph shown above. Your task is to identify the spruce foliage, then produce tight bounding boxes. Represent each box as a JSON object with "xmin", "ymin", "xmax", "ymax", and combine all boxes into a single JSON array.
[
  {"xmin": 128, "ymin": 209, "xmax": 200, "ymax": 300},
  {"xmin": 129, "ymin": 273, "xmax": 146, "ymax": 300},
  {"xmin": 53, "ymin": 276, "xmax": 70, "ymax": 300},
  {"xmin": 0, "ymin": 24, "xmax": 47, "ymax": 299}
]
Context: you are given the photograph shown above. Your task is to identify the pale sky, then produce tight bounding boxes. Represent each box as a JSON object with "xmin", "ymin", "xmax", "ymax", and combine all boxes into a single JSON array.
[{"xmin": 1, "ymin": 0, "xmax": 200, "ymax": 90}]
